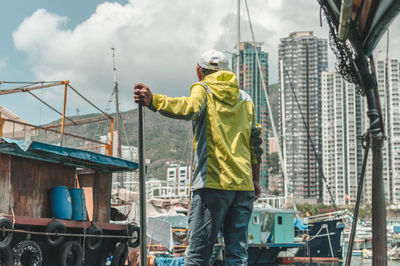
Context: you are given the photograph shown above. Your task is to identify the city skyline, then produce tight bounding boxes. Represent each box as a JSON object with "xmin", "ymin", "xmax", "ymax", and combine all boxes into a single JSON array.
[{"xmin": 1, "ymin": 0, "xmax": 399, "ymax": 125}]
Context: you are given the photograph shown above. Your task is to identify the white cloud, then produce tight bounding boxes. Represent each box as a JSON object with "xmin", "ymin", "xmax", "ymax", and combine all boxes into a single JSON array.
[{"xmin": 11, "ymin": 0, "xmax": 400, "ymax": 118}]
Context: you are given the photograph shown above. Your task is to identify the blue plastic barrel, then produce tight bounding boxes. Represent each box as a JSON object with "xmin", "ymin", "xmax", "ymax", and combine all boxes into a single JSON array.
[
  {"xmin": 69, "ymin": 188, "xmax": 87, "ymax": 221},
  {"xmin": 50, "ymin": 186, "xmax": 72, "ymax": 220}
]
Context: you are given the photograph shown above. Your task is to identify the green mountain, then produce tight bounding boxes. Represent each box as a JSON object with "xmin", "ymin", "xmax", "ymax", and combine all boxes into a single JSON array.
[
  {"xmin": 267, "ymin": 83, "xmax": 279, "ymax": 131},
  {"xmin": 38, "ymin": 83, "xmax": 278, "ymax": 180},
  {"xmin": 38, "ymin": 108, "xmax": 192, "ymax": 180}
]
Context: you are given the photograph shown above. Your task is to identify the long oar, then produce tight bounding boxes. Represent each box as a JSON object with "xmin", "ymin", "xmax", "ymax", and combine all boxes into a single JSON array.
[{"xmin": 138, "ymin": 103, "xmax": 147, "ymax": 265}]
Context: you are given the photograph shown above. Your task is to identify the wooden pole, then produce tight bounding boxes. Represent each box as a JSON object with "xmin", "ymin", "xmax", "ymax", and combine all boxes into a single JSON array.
[{"xmin": 138, "ymin": 104, "xmax": 147, "ymax": 265}]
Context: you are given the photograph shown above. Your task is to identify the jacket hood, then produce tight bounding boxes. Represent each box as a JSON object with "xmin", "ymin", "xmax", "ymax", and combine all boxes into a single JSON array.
[{"xmin": 202, "ymin": 71, "xmax": 239, "ymax": 106}]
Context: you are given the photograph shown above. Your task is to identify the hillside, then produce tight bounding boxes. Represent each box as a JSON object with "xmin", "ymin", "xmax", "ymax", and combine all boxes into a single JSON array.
[
  {"xmin": 39, "ymin": 108, "xmax": 192, "ymax": 180},
  {"xmin": 38, "ymin": 83, "xmax": 279, "ymax": 180},
  {"xmin": 267, "ymin": 83, "xmax": 279, "ymax": 131}
]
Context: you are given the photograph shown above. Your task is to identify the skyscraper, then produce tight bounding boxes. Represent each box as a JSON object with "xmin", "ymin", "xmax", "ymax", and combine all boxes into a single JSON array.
[
  {"xmin": 374, "ymin": 54, "xmax": 400, "ymax": 205},
  {"xmin": 321, "ymin": 72, "xmax": 364, "ymax": 205},
  {"xmin": 232, "ymin": 41, "xmax": 269, "ymax": 190},
  {"xmin": 278, "ymin": 31, "xmax": 328, "ymax": 200}
]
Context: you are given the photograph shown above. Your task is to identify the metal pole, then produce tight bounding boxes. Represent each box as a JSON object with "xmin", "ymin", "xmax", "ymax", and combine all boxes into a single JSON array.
[
  {"xmin": 138, "ymin": 104, "xmax": 147, "ymax": 265},
  {"xmin": 280, "ymin": 60, "xmax": 289, "ymax": 198},
  {"xmin": 236, "ymin": 0, "xmax": 240, "ymax": 80},
  {"xmin": 306, "ymin": 42, "xmax": 311, "ymax": 198},
  {"xmin": 244, "ymin": 1, "xmax": 289, "ymax": 198},
  {"xmin": 368, "ymin": 56, "xmax": 387, "ymax": 266},
  {"xmin": 354, "ymin": 53, "xmax": 387, "ymax": 265},
  {"xmin": 112, "ymin": 48, "xmax": 122, "ymax": 159},
  {"xmin": 60, "ymin": 83, "xmax": 68, "ymax": 146},
  {"xmin": 345, "ymin": 133, "xmax": 370, "ymax": 266},
  {"xmin": 112, "ymin": 48, "xmax": 123, "ymax": 197}
]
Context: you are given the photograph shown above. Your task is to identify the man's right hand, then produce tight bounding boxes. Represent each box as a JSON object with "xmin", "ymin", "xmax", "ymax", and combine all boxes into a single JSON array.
[
  {"xmin": 252, "ymin": 163, "xmax": 261, "ymax": 200},
  {"xmin": 134, "ymin": 83, "xmax": 153, "ymax": 107}
]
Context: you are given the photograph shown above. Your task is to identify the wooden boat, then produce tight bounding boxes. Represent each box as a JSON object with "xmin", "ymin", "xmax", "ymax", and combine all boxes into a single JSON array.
[{"xmin": 0, "ymin": 138, "xmax": 139, "ymax": 266}]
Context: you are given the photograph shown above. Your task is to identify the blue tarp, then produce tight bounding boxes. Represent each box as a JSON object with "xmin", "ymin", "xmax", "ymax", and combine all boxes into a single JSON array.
[
  {"xmin": 0, "ymin": 138, "xmax": 138, "ymax": 172},
  {"xmin": 155, "ymin": 257, "xmax": 184, "ymax": 266},
  {"xmin": 294, "ymin": 217, "xmax": 308, "ymax": 231}
]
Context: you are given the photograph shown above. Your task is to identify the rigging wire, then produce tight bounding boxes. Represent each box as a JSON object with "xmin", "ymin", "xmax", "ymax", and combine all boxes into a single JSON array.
[
  {"xmin": 216, "ymin": 0, "xmax": 236, "ymax": 53},
  {"xmin": 243, "ymin": 0, "xmax": 290, "ymax": 198},
  {"xmin": 93, "ymin": 91, "xmax": 115, "ymax": 139},
  {"xmin": 67, "ymin": 84, "xmax": 112, "ymax": 119},
  {"xmin": 27, "ymin": 91, "xmax": 75, "ymax": 125},
  {"xmin": 281, "ymin": 63, "xmax": 338, "ymax": 211},
  {"xmin": 244, "ymin": 0, "xmax": 337, "ymax": 209}
]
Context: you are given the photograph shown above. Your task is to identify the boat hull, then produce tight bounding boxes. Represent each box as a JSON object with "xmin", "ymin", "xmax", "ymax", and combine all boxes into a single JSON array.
[{"xmin": 295, "ymin": 219, "xmax": 344, "ymax": 261}]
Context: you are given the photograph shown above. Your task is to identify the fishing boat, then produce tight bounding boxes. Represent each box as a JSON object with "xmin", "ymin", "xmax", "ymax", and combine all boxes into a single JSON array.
[
  {"xmin": 293, "ymin": 212, "xmax": 346, "ymax": 262},
  {"xmin": 0, "ymin": 138, "xmax": 140, "ymax": 265},
  {"xmin": 0, "ymin": 80, "xmax": 140, "ymax": 265},
  {"xmin": 247, "ymin": 208, "xmax": 304, "ymax": 265}
]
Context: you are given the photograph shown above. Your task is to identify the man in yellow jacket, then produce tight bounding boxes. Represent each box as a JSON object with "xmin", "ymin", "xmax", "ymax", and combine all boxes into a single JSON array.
[{"xmin": 134, "ymin": 50, "xmax": 263, "ymax": 265}]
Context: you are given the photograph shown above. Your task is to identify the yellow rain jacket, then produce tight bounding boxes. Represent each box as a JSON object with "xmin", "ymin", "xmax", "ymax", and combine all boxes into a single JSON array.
[{"xmin": 149, "ymin": 71, "xmax": 263, "ymax": 191}]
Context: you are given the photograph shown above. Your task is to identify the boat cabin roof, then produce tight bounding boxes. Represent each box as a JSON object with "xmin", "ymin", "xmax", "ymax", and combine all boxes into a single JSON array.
[
  {"xmin": 253, "ymin": 207, "xmax": 297, "ymax": 214},
  {"xmin": 0, "ymin": 138, "xmax": 138, "ymax": 172}
]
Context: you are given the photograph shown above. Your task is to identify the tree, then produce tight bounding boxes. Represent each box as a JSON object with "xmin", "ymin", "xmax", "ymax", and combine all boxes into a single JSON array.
[{"xmin": 268, "ymin": 152, "xmax": 279, "ymax": 174}]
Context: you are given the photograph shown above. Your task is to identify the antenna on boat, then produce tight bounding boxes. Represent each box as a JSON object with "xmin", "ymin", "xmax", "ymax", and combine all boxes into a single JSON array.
[
  {"xmin": 111, "ymin": 47, "xmax": 124, "ymax": 203},
  {"xmin": 111, "ymin": 47, "xmax": 122, "ymax": 159}
]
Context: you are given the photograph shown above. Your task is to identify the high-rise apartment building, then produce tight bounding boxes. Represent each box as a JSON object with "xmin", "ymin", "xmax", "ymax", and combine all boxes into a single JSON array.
[
  {"xmin": 278, "ymin": 31, "xmax": 328, "ymax": 200},
  {"xmin": 232, "ymin": 41, "xmax": 269, "ymax": 191},
  {"xmin": 321, "ymin": 72, "xmax": 364, "ymax": 205},
  {"xmin": 321, "ymin": 55, "xmax": 400, "ymax": 206},
  {"xmin": 374, "ymin": 54, "xmax": 400, "ymax": 205}
]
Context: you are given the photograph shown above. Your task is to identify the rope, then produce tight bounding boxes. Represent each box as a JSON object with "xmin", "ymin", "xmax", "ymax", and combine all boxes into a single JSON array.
[
  {"xmin": 325, "ymin": 225, "xmax": 335, "ymax": 258},
  {"xmin": 67, "ymin": 84, "xmax": 112, "ymax": 119},
  {"xmin": 27, "ymin": 91, "xmax": 76, "ymax": 125},
  {"xmin": 306, "ymin": 224, "xmax": 327, "ymax": 242},
  {"xmin": 345, "ymin": 132, "xmax": 370, "ymax": 266}
]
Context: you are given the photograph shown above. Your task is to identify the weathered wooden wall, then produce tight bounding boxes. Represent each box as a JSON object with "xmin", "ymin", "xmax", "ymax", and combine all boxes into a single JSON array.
[
  {"xmin": 0, "ymin": 154, "xmax": 111, "ymax": 223},
  {"xmin": 0, "ymin": 154, "xmax": 14, "ymax": 215},
  {"xmin": 0, "ymin": 154, "xmax": 75, "ymax": 218},
  {"xmin": 78, "ymin": 173, "xmax": 112, "ymax": 223}
]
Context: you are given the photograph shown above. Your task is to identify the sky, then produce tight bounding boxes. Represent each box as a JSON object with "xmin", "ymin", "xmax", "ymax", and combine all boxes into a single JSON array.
[{"xmin": 1, "ymin": 0, "xmax": 399, "ymax": 125}]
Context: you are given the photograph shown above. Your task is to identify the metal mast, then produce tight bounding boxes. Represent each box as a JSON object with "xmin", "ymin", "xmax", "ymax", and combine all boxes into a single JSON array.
[
  {"xmin": 236, "ymin": 0, "xmax": 240, "ymax": 79},
  {"xmin": 111, "ymin": 48, "xmax": 123, "ymax": 196},
  {"xmin": 111, "ymin": 47, "xmax": 122, "ymax": 159},
  {"xmin": 244, "ymin": 0, "xmax": 289, "ymax": 198}
]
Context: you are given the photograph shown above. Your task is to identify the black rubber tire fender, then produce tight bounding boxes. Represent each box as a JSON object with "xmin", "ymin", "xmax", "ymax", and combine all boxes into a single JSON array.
[
  {"xmin": 86, "ymin": 225, "xmax": 103, "ymax": 251},
  {"xmin": 127, "ymin": 224, "xmax": 140, "ymax": 248},
  {"xmin": 44, "ymin": 220, "xmax": 66, "ymax": 247},
  {"xmin": 111, "ymin": 242, "xmax": 128, "ymax": 266},
  {"xmin": 0, "ymin": 246, "xmax": 14, "ymax": 266},
  {"xmin": 13, "ymin": 240, "xmax": 43, "ymax": 266},
  {"xmin": 0, "ymin": 217, "xmax": 13, "ymax": 248},
  {"xmin": 59, "ymin": 240, "xmax": 84, "ymax": 266}
]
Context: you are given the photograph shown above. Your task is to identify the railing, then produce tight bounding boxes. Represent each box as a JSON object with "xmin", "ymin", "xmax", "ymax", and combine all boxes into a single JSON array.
[
  {"xmin": 254, "ymin": 195, "xmax": 286, "ymax": 209},
  {"xmin": 2, "ymin": 118, "xmax": 111, "ymax": 154},
  {"xmin": 0, "ymin": 80, "xmax": 115, "ymax": 155}
]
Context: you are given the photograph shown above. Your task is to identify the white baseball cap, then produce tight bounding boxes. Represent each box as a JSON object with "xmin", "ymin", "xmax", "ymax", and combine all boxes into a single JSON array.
[{"xmin": 198, "ymin": 50, "xmax": 230, "ymax": 71}]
